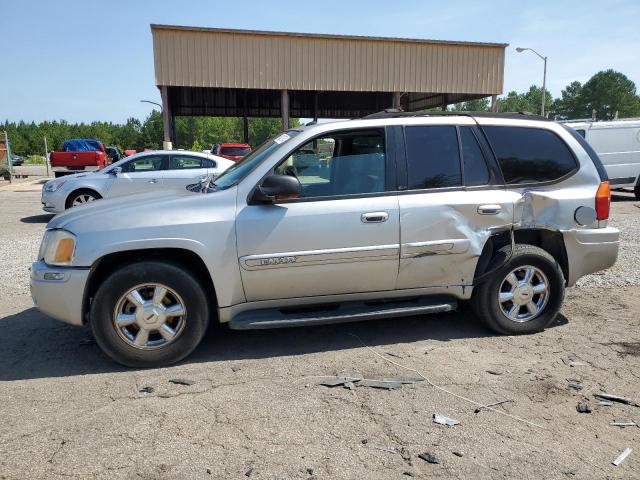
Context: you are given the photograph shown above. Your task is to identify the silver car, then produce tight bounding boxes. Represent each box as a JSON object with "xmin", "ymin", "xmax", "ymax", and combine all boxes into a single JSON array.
[
  {"xmin": 31, "ymin": 113, "xmax": 619, "ymax": 367},
  {"xmin": 41, "ymin": 150, "xmax": 234, "ymax": 213}
]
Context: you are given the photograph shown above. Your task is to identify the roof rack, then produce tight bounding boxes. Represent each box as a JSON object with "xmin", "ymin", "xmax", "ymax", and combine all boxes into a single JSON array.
[{"xmin": 362, "ymin": 109, "xmax": 549, "ymax": 121}]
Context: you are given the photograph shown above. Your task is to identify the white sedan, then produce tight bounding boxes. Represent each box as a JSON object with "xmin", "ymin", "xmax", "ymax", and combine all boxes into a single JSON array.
[{"xmin": 41, "ymin": 150, "xmax": 233, "ymax": 213}]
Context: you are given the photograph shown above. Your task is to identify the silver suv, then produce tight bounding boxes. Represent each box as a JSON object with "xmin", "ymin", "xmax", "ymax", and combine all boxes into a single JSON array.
[{"xmin": 31, "ymin": 113, "xmax": 620, "ymax": 367}]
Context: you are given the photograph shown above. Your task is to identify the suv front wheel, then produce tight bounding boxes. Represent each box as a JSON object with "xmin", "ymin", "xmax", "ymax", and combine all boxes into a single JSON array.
[
  {"xmin": 90, "ymin": 261, "xmax": 210, "ymax": 367},
  {"xmin": 472, "ymin": 244, "xmax": 565, "ymax": 335}
]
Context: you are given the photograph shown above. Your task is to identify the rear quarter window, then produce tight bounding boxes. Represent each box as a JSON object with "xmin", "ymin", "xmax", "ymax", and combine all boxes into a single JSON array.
[{"xmin": 483, "ymin": 126, "xmax": 578, "ymax": 184}]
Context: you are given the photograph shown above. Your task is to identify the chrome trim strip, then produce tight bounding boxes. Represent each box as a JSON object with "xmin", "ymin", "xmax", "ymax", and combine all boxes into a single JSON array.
[
  {"xmin": 401, "ymin": 239, "xmax": 471, "ymax": 258},
  {"xmin": 240, "ymin": 244, "xmax": 400, "ymax": 270}
]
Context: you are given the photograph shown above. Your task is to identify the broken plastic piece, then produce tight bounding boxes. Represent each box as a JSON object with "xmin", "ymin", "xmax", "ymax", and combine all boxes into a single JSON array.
[
  {"xmin": 169, "ymin": 378, "xmax": 195, "ymax": 386},
  {"xmin": 359, "ymin": 379, "xmax": 402, "ymax": 389},
  {"xmin": 418, "ymin": 452, "xmax": 439, "ymax": 464},
  {"xmin": 576, "ymin": 402, "xmax": 592, "ymax": 413},
  {"xmin": 594, "ymin": 393, "xmax": 640, "ymax": 408},
  {"xmin": 433, "ymin": 413, "xmax": 460, "ymax": 426},
  {"xmin": 612, "ymin": 448, "xmax": 632, "ymax": 466}
]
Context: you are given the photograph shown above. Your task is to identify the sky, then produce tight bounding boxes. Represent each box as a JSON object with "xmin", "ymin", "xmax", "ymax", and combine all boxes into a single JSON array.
[{"xmin": 1, "ymin": 0, "xmax": 639, "ymax": 123}]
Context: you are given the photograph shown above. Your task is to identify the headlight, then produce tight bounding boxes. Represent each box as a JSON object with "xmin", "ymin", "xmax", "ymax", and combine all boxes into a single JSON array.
[
  {"xmin": 39, "ymin": 230, "xmax": 77, "ymax": 266},
  {"xmin": 44, "ymin": 181, "xmax": 65, "ymax": 192}
]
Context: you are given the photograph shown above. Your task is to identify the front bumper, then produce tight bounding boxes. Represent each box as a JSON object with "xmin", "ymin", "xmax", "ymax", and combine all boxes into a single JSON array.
[
  {"xmin": 30, "ymin": 261, "xmax": 90, "ymax": 326},
  {"xmin": 41, "ymin": 189, "xmax": 65, "ymax": 213},
  {"xmin": 562, "ymin": 227, "xmax": 620, "ymax": 286}
]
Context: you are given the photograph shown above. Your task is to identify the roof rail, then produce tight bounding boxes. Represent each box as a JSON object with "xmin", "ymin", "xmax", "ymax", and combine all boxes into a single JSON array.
[{"xmin": 361, "ymin": 109, "xmax": 549, "ymax": 121}]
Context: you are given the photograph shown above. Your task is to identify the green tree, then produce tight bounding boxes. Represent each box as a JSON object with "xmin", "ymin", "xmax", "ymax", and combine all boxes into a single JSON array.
[
  {"xmin": 550, "ymin": 81, "xmax": 585, "ymax": 120},
  {"xmin": 497, "ymin": 86, "xmax": 552, "ymax": 115},
  {"xmin": 450, "ymin": 97, "xmax": 490, "ymax": 112},
  {"xmin": 579, "ymin": 70, "xmax": 640, "ymax": 120}
]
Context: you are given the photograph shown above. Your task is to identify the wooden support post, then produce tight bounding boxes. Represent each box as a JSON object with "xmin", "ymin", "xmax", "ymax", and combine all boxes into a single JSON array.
[
  {"xmin": 243, "ymin": 90, "xmax": 249, "ymax": 143},
  {"xmin": 160, "ymin": 85, "xmax": 173, "ymax": 150},
  {"xmin": 441, "ymin": 94, "xmax": 448, "ymax": 111},
  {"xmin": 392, "ymin": 92, "xmax": 402, "ymax": 110},
  {"xmin": 491, "ymin": 94, "xmax": 498, "ymax": 112},
  {"xmin": 281, "ymin": 89, "xmax": 289, "ymax": 130},
  {"xmin": 313, "ymin": 91, "xmax": 319, "ymax": 122}
]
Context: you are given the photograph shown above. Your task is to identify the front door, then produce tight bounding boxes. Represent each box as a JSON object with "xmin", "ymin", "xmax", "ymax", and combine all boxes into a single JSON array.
[
  {"xmin": 106, "ymin": 154, "xmax": 165, "ymax": 198},
  {"xmin": 396, "ymin": 124, "xmax": 518, "ymax": 289},
  {"xmin": 163, "ymin": 154, "xmax": 212, "ymax": 191},
  {"xmin": 236, "ymin": 128, "xmax": 400, "ymax": 302}
]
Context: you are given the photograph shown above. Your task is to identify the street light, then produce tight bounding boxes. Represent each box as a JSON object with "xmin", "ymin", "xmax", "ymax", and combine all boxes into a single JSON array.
[
  {"xmin": 516, "ymin": 47, "xmax": 548, "ymax": 117},
  {"xmin": 140, "ymin": 99, "xmax": 163, "ymax": 112}
]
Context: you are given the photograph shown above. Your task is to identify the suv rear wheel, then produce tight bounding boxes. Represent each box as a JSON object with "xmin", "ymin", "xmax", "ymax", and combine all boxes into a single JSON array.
[
  {"xmin": 90, "ymin": 261, "xmax": 210, "ymax": 367},
  {"xmin": 472, "ymin": 244, "xmax": 565, "ymax": 335}
]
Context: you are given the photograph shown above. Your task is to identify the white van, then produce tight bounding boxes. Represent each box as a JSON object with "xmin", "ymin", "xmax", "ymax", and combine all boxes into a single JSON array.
[{"xmin": 566, "ymin": 119, "xmax": 640, "ymax": 198}]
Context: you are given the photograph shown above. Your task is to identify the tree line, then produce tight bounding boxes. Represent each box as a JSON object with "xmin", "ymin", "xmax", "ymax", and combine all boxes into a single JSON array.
[
  {"xmin": 4, "ymin": 69, "xmax": 639, "ymax": 157},
  {"xmin": 452, "ymin": 69, "xmax": 640, "ymax": 119},
  {"xmin": 2, "ymin": 114, "xmax": 296, "ymax": 157}
]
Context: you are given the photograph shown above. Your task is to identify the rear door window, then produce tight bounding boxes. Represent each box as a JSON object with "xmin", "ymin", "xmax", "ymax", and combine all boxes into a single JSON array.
[
  {"xmin": 460, "ymin": 127, "xmax": 490, "ymax": 186},
  {"xmin": 483, "ymin": 126, "xmax": 578, "ymax": 184},
  {"xmin": 404, "ymin": 125, "xmax": 462, "ymax": 189}
]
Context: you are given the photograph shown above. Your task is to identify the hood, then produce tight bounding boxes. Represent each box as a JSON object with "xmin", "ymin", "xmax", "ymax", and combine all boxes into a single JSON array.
[
  {"xmin": 48, "ymin": 189, "xmax": 199, "ymax": 230},
  {"xmin": 45, "ymin": 171, "xmax": 99, "ymax": 184}
]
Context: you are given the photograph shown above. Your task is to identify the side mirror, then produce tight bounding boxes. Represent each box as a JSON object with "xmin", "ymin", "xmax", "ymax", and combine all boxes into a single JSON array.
[
  {"xmin": 251, "ymin": 174, "xmax": 301, "ymax": 204},
  {"xmin": 110, "ymin": 166, "xmax": 122, "ymax": 176}
]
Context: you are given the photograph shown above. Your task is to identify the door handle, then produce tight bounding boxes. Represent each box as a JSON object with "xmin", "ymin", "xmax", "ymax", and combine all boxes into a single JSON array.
[
  {"xmin": 148, "ymin": 179, "xmax": 159, "ymax": 184},
  {"xmin": 361, "ymin": 211, "xmax": 389, "ymax": 223},
  {"xmin": 477, "ymin": 204, "xmax": 502, "ymax": 215}
]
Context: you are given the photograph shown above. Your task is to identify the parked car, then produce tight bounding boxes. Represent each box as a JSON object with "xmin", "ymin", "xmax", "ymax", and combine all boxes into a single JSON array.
[
  {"xmin": 40, "ymin": 150, "xmax": 233, "ymax": 213},
  {"xmin": 31, "ymin": 113, "xmax": 619, "ymax": 367},
  {"xmin": 105, "ymin": 146, "xmax": 123, "ymax": 164},
  {"xmin": 211, "ymin": 143, "xmax": 251, "ymax": 161},
  {"xmin": 566, "ymin": 119, "xmax": 640, "ymax": 199},
  {"xmin": 50, "ymin": 139, "xmax": 109, "ymax": 178},
  {"xmin": 10, "ymin": 155, "xmax": 25, "ymax": 166}
]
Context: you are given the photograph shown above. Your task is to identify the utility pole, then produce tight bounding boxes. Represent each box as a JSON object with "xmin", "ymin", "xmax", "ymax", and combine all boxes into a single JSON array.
[
  {"xmin": 3, "ymin": 131, "xmax": 13, "ymax": 183},
  {"xmin": 516, "ymin": 47, "xmax": 548, "ymax": 117},
  {"xmin": 44, "ymin": 136, "xmax": 50, "ymax": 177}
]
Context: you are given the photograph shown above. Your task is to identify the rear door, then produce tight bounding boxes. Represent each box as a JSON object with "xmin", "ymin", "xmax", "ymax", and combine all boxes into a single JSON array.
[
  {"xmin": 163, "ymin": 155, "xmax": 212, "ymax": 191},
  {"xmin": 105, "ymin": 154, "xmax": 165, "ymax": 197},
  {"xmin": 396, "ymin": 123, "xmax": 518, "ymax": 289}
]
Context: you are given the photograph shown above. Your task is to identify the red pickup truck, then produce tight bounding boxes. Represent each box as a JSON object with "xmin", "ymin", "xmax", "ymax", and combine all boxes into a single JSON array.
[{"xmin": 50, "ymin": 139, "xmax": 109, "ymax": 177}]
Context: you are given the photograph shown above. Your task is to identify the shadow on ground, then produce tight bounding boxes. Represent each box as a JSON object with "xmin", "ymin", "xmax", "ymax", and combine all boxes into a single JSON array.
[
  {"xmin": 20, "ymin": 214, "xmax": 54, "ymax": 224},
  {"xmin": 0, "ymin": 306, "xmax": 569, "ymax": 382}
]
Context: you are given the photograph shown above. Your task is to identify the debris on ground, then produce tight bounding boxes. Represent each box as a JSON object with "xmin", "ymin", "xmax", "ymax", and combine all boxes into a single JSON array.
[
  {"xmin": 474, "ymin": 399, "xmax": 513, "ymax": 413},
  {"xmin": 371, "ymin": 445, "xmax": 396, "ymax": 454},
  {"xmin": 561, "ymin": 354, "xmax": 587, "ymax": 367},
  {"xmin": 612, "ymin": 448, "xmax": 632, "ymax": 466},
  {"xmin": 597, "ymin": 400, "xmax": 614, "ymax": 406},
  {"xmin": 358, "ymin": 379, "xmax": 403, "ymax": 390},
  {"xmin": 433, "ymin": 413, "xmax": 460, "ymax": 426},
  {"xmin": 139, "ymin": 386, "xmax": 154, "ymax": 394},
  {"xmin": 567, "ymin": 382, "xmax": 583, "ymax": 391},
  {"xmin": 610, "ymin": 421, "xmax": 637, "ymax": 427},
  {"xmin": 594, "ymin": 393, "xmax": 640, "ymax": 408},
  {"xmin": 385, "ymin": 351, "xmax": 404, "ymax": 359},
  {"xmin": 417, "ymin": 452, "xmax": 439, "ymax": 464},
  {"xmin": 320, "ymin": 372, "xmax": 422, "ymax": 390},
  {"xmin": 452, "ymin": 451, "xmax": 464, "ymax": 457},
  {"xmin": 486, "ymin": 369, "xmax": 504, "ymax": 376},
  {"xmin": 168, "ymin": 378, "xmax": 195, "ymax": 386},
  {"xmin": 576, "ymin": 402, "xmax": 592, "ymax": 413}
]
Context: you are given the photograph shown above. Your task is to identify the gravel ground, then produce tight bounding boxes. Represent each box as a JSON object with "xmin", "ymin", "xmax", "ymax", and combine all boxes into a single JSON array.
[{"xmin": 0, "ymin": 182, "xmax": 638, "ymax": 479}]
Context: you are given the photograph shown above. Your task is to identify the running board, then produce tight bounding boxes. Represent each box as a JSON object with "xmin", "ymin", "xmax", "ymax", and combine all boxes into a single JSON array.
[{"xmin": 228, "ymin": 296, "xmax": 457, "ymax": 330}]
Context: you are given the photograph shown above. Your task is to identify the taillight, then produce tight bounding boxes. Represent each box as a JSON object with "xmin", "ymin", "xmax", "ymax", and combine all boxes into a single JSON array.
[{"xmin": 595, "ymin": 181, "xmax": 611, "ymax": 221}]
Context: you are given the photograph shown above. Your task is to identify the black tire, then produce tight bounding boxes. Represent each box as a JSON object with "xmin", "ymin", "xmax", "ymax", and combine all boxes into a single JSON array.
[
  {"xmin": 634, "ymin": 181, "xmax": 640, "ymax": 200},
  {"xmin": 90, "ymin": 261, "xmax": 210, "ymax": 367},
  {"xmin": 65, "ymin": 189, "xmax": 102, "ymax": 209},
  {"xmin": 471, "ymin": 244, "xmax": 565, "ymax": 335}
]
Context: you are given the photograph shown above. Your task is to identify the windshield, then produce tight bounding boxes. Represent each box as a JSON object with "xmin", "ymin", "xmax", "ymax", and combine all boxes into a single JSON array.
[
  {"xmin": 212, "ymin": 131, "xmax": 299, "ymax": 189},
  {"xmin": 221, "ymin": 146, "xmax": 251, "ymax": 156}
]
